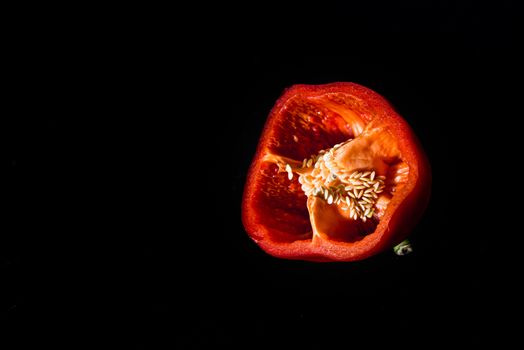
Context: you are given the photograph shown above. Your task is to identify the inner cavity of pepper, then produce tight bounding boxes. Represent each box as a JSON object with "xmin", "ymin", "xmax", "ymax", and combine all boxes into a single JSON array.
[{"xmin": 257, "ymin": 93, "xmax": 410, "ymax": 243}]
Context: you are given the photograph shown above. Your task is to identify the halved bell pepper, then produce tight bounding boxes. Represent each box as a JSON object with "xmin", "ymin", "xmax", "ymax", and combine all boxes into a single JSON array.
[{"xmin": 242, "ymin": 83, "xmax": 431, "ymax": 262}]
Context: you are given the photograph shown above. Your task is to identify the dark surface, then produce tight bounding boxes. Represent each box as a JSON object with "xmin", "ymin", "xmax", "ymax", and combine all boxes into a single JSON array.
[{"xmin": 4, "ymin": 2, "xmax": 519, "ymax": 348}]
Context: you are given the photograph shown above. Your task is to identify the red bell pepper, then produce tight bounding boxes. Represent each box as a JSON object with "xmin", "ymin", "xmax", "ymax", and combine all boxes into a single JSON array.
[{"xmin": 242, "ymin": 83, "xmax": 431, "ymax": 262}]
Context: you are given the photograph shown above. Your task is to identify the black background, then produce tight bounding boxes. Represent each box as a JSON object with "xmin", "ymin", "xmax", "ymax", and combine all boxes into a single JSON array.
[{"xmin": 4, "ymin": 1, "xmax": 520, "ymax": 348}]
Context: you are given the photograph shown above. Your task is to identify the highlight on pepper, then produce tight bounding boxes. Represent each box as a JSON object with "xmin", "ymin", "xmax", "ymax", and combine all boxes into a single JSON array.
[{"xmin": 242, "ymin": 83, "xmax": 431, "ymax": 262}]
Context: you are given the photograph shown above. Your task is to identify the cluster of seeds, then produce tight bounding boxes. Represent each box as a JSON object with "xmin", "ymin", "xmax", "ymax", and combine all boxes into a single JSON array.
[{"xmin": 287, "ymin": 140, "xmax": 386, "ymax": 222}]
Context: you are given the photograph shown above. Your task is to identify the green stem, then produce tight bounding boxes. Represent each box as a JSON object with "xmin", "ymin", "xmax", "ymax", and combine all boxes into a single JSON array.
[{"xmin": 393, "ymin": 239, "xmax": 413, "ymax": 256}]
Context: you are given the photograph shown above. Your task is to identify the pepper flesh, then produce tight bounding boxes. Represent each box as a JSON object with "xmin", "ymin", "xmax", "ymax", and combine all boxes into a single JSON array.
[{"xmin": 242, "ymin": 83, "xmax": 431, "ymax": 262}]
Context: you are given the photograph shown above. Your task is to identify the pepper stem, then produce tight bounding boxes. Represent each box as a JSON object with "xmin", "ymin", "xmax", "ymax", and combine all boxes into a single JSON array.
[{"xmin": 393, "ymin": 239, "xmax": 413, "ymax": 256}]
